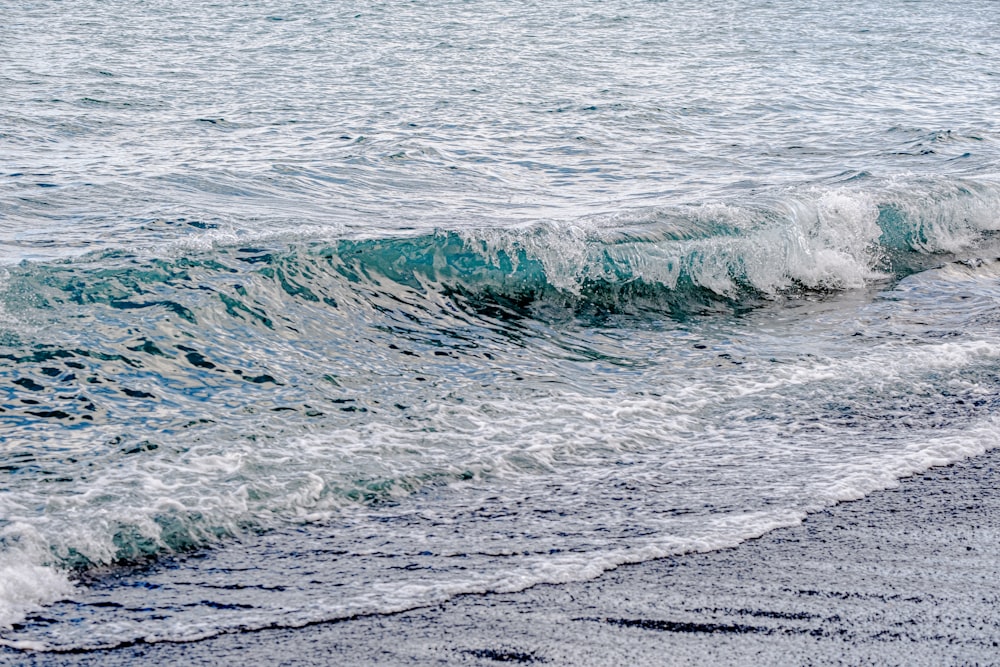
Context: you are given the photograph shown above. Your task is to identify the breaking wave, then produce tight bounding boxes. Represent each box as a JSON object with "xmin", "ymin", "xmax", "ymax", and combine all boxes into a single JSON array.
[{"xmin": 2, "ymin": 176, "xmax": 1000, "ymax": 647}]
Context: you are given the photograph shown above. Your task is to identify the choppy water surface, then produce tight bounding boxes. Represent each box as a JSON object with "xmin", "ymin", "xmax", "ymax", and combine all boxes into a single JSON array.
[{"xmin": 2, "ymin": 0, "xmax": 1000, "ymax": 651}]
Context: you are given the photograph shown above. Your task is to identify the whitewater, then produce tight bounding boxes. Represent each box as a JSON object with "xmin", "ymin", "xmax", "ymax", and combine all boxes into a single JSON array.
[{"xmin": 2, "ymin": 0, "xmax": 999, "ymax": 653}]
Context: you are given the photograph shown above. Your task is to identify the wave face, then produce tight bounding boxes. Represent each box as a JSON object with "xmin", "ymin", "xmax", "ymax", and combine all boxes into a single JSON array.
[{"xmin": 4, "ymin": 0, "xmax": 1000, "ymax": 652}]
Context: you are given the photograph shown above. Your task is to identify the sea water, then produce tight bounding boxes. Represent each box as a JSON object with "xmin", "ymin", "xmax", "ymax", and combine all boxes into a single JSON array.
[{"xmin": 2, "ymin": 0, "xmax": 999, "ymax": 651}]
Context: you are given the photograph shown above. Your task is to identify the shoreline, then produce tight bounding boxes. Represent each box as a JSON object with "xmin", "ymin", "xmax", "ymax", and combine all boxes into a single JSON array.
[{"xmin": 10, "ymin": 448, "xmax": 1000, "ymax": 666}]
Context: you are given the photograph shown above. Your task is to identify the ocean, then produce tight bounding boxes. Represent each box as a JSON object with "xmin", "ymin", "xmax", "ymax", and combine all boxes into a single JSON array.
[{"xmin": 2, "ymin": 0, "xmax": 999, "ymax": 652}]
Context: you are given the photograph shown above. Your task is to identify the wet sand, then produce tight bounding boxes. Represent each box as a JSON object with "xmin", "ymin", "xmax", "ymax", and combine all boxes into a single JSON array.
[{"xmin": 9, "ymin": 450, "xmax": 1000, "ymax": 666}]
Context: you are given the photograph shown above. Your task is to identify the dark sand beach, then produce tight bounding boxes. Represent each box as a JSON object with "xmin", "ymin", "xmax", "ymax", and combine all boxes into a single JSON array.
[{"xmin": 11, "ymin": 449, "xmax": 1000, "ymax": 666}]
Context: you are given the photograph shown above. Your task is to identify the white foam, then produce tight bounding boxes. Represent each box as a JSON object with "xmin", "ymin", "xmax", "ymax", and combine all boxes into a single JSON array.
[
  {"xmin": 879, "ymin": 176, "xmax": 1000, "ymax": 253},
  {"xmin": 0, "ymin": 561, "xmax": 75, "ymax": 632},
  {"xmin": 461, "ymin": 186, "xmax": 886, "ymax": 298},
  {"xmin": 458, "ymin": 177, "xmax": 1000, "ymax": 300}
]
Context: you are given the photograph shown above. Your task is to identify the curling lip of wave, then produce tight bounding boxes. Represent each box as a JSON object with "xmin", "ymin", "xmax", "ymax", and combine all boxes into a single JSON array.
[
  {"xmin": 153, "ymin": 177, "xmax": 1000, "ymax": 305},
  {"xmin": 224, "ymin": 180, "xmax": 1000, "ymax": 311}
]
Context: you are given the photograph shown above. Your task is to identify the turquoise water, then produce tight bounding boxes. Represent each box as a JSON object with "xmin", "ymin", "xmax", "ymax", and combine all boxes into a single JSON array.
[{"xmin": 2, "ymin": 0, "xmax": 1000, "ymax": 651}]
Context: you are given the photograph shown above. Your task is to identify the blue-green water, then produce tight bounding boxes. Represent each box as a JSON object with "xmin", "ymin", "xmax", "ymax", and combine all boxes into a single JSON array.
[{"xmin": 2, "ymin": 0, "xmax": 1000, "ymax": 651}]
